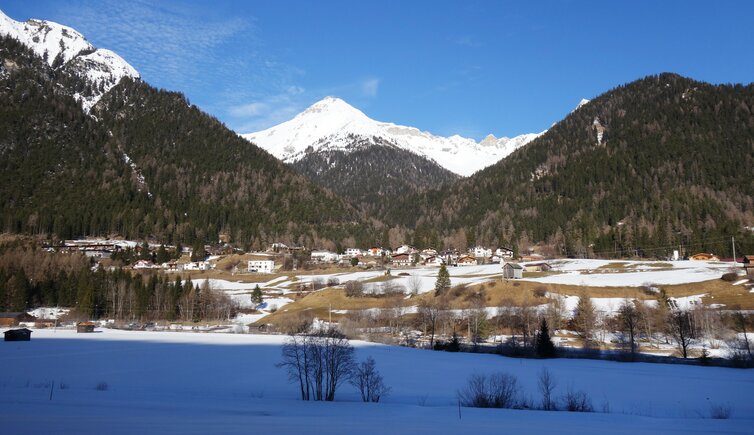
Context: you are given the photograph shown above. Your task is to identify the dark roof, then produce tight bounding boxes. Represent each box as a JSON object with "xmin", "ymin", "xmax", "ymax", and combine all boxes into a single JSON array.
[
  {"xmin": 0, "ymin": 312, "xmax": 27, "ymax": 318},
  {"xmin": 5, "ymin": 328, "xmax": 32, "ymax": 333},
  {"xmin": 504, "ymin": 262, "xmax": 524, "ymax": 269}
]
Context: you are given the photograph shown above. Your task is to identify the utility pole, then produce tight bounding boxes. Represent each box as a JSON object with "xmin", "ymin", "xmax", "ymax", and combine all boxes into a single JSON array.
[{"xmin": 732, "ymin": 236, "xmax": 737, "ymax": 265}]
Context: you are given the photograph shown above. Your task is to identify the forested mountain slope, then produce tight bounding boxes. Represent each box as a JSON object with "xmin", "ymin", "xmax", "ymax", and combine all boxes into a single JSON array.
[
  {"xmin": 291, "ymin": 136, "xmax": 459, "ymax": 221},
  {"xmin": 0, "ymin": 36, "xmax": 373, "ymax": 248},
  {"xmin": 402, "ymin": 74, "xmax": 754, "ymax": 256}
]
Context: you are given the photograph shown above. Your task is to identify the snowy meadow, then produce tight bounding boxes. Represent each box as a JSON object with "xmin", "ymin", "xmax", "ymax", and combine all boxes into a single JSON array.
[{"xmin": 1, "ymin": 328, "xmax": 752, "ymax": 434}]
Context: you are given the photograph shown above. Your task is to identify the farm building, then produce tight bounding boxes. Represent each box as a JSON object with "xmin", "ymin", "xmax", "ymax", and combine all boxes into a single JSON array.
[
  {"xmin": 524, "ymin": 262, "xmax": 552, "ymax": 272},
  {"xmin": 4, "ymin": 328, "xmax": 32, "ymax": 341},
  {"xmin": 77, "ymin": 322, "xmax": 96, "ymax": 333},
  {"xmin": 0, "ymin": 312, "xmax": 37, "ymax": 327},
  {"xmin": 457, "ymin": 255, "xmax": 478, "ymax": 266},
  {"xmin": 391, "ymin": 253, "xmax": 413, "ymax": 266},
  {"xmin": 744, "ymin": 255, "xmax": 754, "ymax": 276},
  {"xmin": 502, "ymin": 262, "xmax": 523, "ymax": 279}
]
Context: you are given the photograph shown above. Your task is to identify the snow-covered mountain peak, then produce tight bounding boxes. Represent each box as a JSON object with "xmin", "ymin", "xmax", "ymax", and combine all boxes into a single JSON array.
[
  {"xmin": 575, "ymin": 98, "xmax": 590, "ymax": 111},
  {"xmin": 297, "ymin": 96, "xmax": 370, "ymax": 123},
  {"xmin": 0, "ymin": 8, "xmax": 139, "ymax": 111},
  {"xmin": 242, "ymin": 98, "xmax": 544, "ymax": 176}
]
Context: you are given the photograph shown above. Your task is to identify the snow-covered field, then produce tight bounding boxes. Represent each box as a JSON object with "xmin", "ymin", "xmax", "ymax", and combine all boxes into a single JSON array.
[
  {"xmin": 0, "ymin": 329, "xmax": 751, "ymax": 434},
  {"xmin": 522, "ymin": 259, "xmax": 733, "ymax": 287}
]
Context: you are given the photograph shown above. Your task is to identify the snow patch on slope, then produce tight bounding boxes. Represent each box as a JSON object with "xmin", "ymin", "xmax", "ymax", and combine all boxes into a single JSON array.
[
  {"xmin": 242, "ymin": 97, "xmax": 544, "ymax": 177},
  {"xmin": 0, "ymin": 9, "xmax": 138, "ymax": 112}
]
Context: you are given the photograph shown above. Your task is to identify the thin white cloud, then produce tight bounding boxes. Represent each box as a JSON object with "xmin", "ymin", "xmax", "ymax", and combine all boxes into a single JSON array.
[
  {"xmin": 229, "ymin": 85, "xmax": 308, "ymax": 132},
  {"xmin": 228, "ymin": 102, "xmax": 269, "ymax": 117},
  {"xmin": 361, "ymin": 78, "xmax": 380, "ymax": 97}
]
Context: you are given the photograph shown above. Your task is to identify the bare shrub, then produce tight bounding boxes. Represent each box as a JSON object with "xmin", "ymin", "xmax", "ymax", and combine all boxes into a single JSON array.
[
  {"xmin": 407, "ymin": 275, "xmax": 423, "ymax": 295},
  {"xmin": 327, "ymin": 277, "xmax": 340, "ymax": 287},
  {"xmin": 721, "ymin": 272, "xmax": 739, "ymax": 282},
  {"xmin": 344, "ymin": 280, "xmax": 363, "ymax": 297},
  {"xmin": 561, "ymin": 387, "xmax": 593, "ymax": 412},
  {"xmin": 533, "ymin": 286, "xmax": 547, "ymax": 298},
  {"xmin": 709, "ymin": 403, "xmax": 733, "ymax": 419},
  {"xmin": 311, "ymin": 277, "xmax": 326, "ymax": 290},
  {"xmin": 458, "ymin": 373, "xmax": 522, "ymax": 409}
]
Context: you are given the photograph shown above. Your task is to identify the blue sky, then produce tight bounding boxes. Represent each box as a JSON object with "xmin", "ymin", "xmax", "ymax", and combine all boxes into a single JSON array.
[{"xmin": 3, "ymin": 0, "xmax": 754, "ymax": 139}]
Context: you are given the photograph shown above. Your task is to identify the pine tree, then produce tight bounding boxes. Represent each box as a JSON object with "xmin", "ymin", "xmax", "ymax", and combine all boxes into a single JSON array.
[
  {"xmin": 156, "ymin": 244, "xmax": 169, "ymax": 264},
  {"xmin": 251, "ymin": 284, "xmax": 263, "ymax": 306},
  {"xmin": 572, "ymin": 295, "xmax": 597, "ymax": 347},
  {"xmin": 434, "ymin": 263, "xmax": 450, "ymax": 296},
  {"xmin": 536, "ymin": 318, "xmax": 556, "ymax": 358}
]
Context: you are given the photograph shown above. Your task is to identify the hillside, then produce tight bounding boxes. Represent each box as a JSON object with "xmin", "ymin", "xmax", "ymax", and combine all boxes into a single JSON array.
[
  {"xmin": 291, "ymin": 135, "xmax": 459, "ymax": 220},
  {"xmin": 0, "ymin": 35, "xmax": 372, "ymax": 247},
  {"xmin": 401, "ymin": 73, "xmax": 754, "ymax": 255}
]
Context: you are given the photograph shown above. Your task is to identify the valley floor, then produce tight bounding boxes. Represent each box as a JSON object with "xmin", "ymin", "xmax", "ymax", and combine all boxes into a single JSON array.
[{"xmin": 1, "ymin": 329, "xmax": 752, "ymax": 434}]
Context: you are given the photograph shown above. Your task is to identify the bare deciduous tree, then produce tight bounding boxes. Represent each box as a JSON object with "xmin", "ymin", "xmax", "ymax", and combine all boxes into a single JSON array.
[
  {"xmin": 349, "ymin": 356, "xmax": 390, "ymax": 402},
  {"xmin": 418, "ymin": 297, "xmax": 445, "ymax": 349},
  {"xmin": 538, "ymin": 367, "xmax": 557, "ymax": 411},
  {"xmin": 668, "ymin": 309, "xmax": 694, "ymax": 358},
  {"xmin": 277, "ymin": 328, "xmax": 355, "ymax": 401},
  {"xmin": 617, "ymin": 299, "xmax": 642, "ymax": 357}
]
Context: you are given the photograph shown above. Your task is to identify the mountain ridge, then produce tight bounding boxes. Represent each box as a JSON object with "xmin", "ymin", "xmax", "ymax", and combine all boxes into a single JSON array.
[
  {"xmin": 0, "ymin": 9, "xmax": 138, "ymax": 111},
  {"xmin": 242, "ymin": 96, "xmax": 545, "ymax": 177}
]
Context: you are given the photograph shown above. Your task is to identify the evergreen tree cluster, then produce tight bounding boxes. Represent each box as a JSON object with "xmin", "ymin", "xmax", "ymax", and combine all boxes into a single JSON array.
[{"xmin": 0, "ymin": 245, "xmax": 237, "ymax": 322}]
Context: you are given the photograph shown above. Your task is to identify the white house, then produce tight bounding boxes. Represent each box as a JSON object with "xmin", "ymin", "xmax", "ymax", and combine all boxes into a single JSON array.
[
  {"xmin": 248, "ymin": 260, "xmax": 275, "ymax": 273},
  {"xmin": 310, "ymin": 250, "xmax": 339, "ymax": 263},
  {"xmin": 345, "ymin": 248, "xmax": 363, "ymax": 257},
  {"xmin": 183, "ymin": 261, "xmax": 211, "ymax": 271},
  {"xmin": 495, "ymin": 247, "xmax": 514, "ymax": 259},
  {"xmin": 395, "ymin": 245, "xmax": 416, "ymax": 255},
  {"xmin": 470, "ymin": 246, "xmax": 492, "ymax": 258},
  {"xmin": 366, "ymin": 247, "xmax": 384, "ymax": 256},
  {"xmin": 133, "ymin": 260, "xmax": 157, "ymax": 269}
]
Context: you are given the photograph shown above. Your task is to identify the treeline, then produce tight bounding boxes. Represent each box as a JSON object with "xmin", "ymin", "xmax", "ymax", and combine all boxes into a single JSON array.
[{"xmin": 0, "ymin": 247, "xmax": 237, "ymax": 322}]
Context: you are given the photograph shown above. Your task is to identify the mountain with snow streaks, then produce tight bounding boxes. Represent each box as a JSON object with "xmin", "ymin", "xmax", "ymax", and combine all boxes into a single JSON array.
[
  {"xmin": 0, "ymin": 9, "xmax": 138, "ymax": 111},
  {"xmin": 242, "ymin": 97, "xmax": 544, "ymax": 176}
]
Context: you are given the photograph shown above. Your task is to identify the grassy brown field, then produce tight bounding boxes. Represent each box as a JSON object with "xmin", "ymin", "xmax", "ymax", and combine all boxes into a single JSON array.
[{"xmin": 251, "ymin": 275, "xmax": 754, "ymax": 328}]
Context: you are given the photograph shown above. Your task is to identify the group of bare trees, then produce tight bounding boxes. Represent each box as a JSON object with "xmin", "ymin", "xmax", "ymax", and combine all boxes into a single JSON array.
[{"xmin": 278, "ymin": 327, "xmax": 389, "ymax": 402}]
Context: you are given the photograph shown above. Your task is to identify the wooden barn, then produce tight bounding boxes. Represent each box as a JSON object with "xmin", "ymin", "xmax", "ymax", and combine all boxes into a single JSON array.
[
  {"xmin": 0, "ymin": 312, "xmax": 37, "ymax": 327},
  {"xmin": 77, "ymin": 321, "xmax": 96, "ymax": 333},
  {"xmin": 502, "ymin": 262, "xmax": 523, "ymax": 279},
  {"xmin": 4, "ymin": 328, "xmax": 32, "ymax": 341},
  {"xmin": 744, "ymin": 255, "xmax": 754, "ymax": 276}
]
